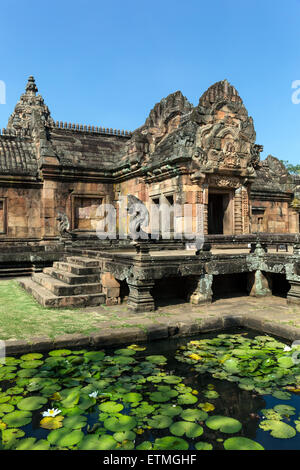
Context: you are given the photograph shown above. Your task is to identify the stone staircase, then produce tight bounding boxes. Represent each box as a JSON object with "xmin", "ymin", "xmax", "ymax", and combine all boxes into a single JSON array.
[{"xmin": 18, "ymin": 256, "xmax": 106, "ymax": 308}]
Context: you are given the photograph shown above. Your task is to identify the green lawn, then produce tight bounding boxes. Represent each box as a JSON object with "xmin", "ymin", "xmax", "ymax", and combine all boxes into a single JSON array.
[{"xmin": 0, "ymin": 280, "xmax": 108, "ymax": 341}]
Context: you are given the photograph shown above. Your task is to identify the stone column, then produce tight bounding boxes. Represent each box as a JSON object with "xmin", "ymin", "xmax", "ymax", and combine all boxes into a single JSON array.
[
  {"xmin": 287, "ymin": 280, "xmax": 300, "ymax": 304},
  {"xmin": 234, "ymin": 187, "xmax": 243, "ymax": 234},
  {"xmin": 188, "ymin": 274, "xmax": 213, "ymax": 304},
  {"xmin": 127, "ymin": 279, "xmax": 155, "ymax": 312}
]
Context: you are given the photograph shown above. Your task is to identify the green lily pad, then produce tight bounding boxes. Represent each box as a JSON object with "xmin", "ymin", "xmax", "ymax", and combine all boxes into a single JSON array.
[
  {"xmin": 113, "ymin": 430, "xmax": 136, "ymax": 442},
  {"xmin": 203, "ymin": 390, "xmax": 219, "ymax": 399},
  {"xmin": 158, "ymin": 404, "xmax": 183, "ymax": 417},
  {"xmin": 147, "ymin": 414, "xmax": 173, "ymax": 429},
  {"xmin": 146, "ymin": 355, "xmax": 167, "ymax": 365},
  {"xmin": 47, "ymin": 428, "xmax": 84, "ymax": 447},
  {"xmin": 60, "ymin": 389, "xmax": 80, "ymax": 408},
  {"xmin": 20, "ymin": 353, "xmax": 44, "ymax": 361},
  {"xmin": 99, "ymin": 401, "xmax": 124, "ymax": 414},
  {"xmin": 104, "ymin": 415, "xmax": 137, "ymax": 432},
  {"xmin": 177, "ymin": 393, "xmax": 198, "ymax": 405},
  {"xmin": 0, "ymin": 404, "xmax": 14, "ymax": 415},
  {"xmin": 153, "ymin": 436, "xmax": 189, "ymax": 450},
  {"xmin": 17, "ymin": 396, "xmax": 47, "ymax": 411},
  {"xmin": 272, "ymin": 390, "xmax": 291, "ymax": 400},
  {"xmin": 2, "ymin": 410, "xmax": 32, "ymax": 428},
  {"xmin": 122, "ymin": 392, "xmax": 143, "ymax": 403},
  {"xmin": 259, "ymin": 419, "xmax": 296, "ymax": 438},
  {"xmin": 83, "ymin": 351, "xmax": 105, "ymax": 362},
  {"xmin": 195, "ymin": 441, "xmax": 213, "ymax": 450},
  {"xmin": 62, "ymin": 414, "xmax": 87, "ymax": 430},
  {"xmin": 136, "ymin": 441, "xmax": 153, "ymax": 450},
  {"xmin": 19, "ymin": 360, "xmax": 43, "ymax": 369},
  {"xmin": 49, "ymin": 349, "xmax": 72, "ymax": 357},
  {"xmin": 224, "ymin": 437, "xmax": 264, "ymax": 450},
  {"xmin": 205, "ymin": 415, "xmax": 242, "ymax": 433},
  {"xmin": 78, "ymin": 434, "xmax": 117, "ymax": 450},
  {"xmin": 273, "ymin": 404, "xmax": 296, "ymax": 416},
  {"xmin": 149, "ymin": 390, "xmax": 177, "ymax": 403},
  {"xmin": 15, "ymin": 438, "xmax": 50, "ymax": 450},
  {"xmin": 180, "ymin": 408, "xmax": 208, "ymax": 422},
  {"xmin": 2, "ymin": 428, "xmax": 25, "ymax": 443},
  {"xmin": 277, "ymin": 356, "xmax": 294, "ymax": 369},
  {"xmin": 170, "ymin": 421, "xmax": 203, "ymax": 438},
  {"xmin": 114, "ymin": 348, "xmax": 136, "ymax": 356}
]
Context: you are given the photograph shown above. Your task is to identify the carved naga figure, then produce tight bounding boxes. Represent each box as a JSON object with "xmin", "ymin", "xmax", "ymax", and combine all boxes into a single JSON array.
[
  {"xmin": 127, "ymin": 195, "xmax": 149, "ymax": 240},
  {"xmin": 57, "ymin": 212, "xmax": 71, "ymax": 238}
]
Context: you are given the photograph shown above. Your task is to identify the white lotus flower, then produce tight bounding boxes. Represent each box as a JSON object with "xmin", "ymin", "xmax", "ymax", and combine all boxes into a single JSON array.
[
  {"xmin": 284, "ymin": 346, "xmax": 292, "ymax": 351},
  {"xmin": 42, "ymin": 408, "xmax": 61, "ymax": 417},
  {"xmin": 88, "ymin": 391, "xmax": 98, "ymax": 398}
]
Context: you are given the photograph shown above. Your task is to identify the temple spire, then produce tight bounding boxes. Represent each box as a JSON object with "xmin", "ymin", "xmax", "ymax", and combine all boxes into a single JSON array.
[{"xmin": 25, "ymin": 76, "xmax": 38, "ymax": 95}]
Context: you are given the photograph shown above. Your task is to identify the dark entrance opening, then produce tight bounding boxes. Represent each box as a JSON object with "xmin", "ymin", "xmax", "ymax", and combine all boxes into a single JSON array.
[
  {"xmin": 118, "ymin": 279, "xmax": 130, "ymax": 303},
  {"xmin": 269, "ymin": 273, "xmax": 291, "ymax": 298},
  {"xmin": 212, "ymin": 273, "xmax": 249, "ymax": 300},
  {"xmin": 151, "ymin": 277, "xmax": 188, "ymax": 307},
  {"xmin": 208, "ymin": 193, "xmax": 230, "ymax": 234}
]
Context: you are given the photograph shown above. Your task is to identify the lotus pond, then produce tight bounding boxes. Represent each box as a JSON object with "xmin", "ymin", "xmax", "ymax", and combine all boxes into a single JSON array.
[{"xmin": 2, "ymin": 328, "xmax": 300, "ymax": 450}]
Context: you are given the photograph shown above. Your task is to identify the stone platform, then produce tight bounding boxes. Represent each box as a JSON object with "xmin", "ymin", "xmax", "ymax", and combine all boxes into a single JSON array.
[{"xmin": 18, "ymin": 256, "xmax": 105, "ymax": 308}]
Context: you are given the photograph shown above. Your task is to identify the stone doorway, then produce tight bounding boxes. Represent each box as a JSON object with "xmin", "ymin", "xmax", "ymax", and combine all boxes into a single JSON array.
[{"xmin": 208, "ymin": 191, "xmax": 232, "ymax": 234}]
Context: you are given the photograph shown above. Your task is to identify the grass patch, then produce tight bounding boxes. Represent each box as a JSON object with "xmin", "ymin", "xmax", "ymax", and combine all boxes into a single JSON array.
[{"xmin": 0, "ymin": 280, "xmax": 108, "ymax": 341}]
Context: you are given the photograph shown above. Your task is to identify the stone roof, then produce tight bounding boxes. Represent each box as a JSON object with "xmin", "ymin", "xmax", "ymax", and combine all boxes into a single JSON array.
[{"xmin": 0, "ymin": 133, "xmax": 37, "ymax": 176}]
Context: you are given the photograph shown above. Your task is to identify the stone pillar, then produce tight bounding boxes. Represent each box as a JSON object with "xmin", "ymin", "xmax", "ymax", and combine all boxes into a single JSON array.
[
  {"xmin": 234, "ymin": 187, "xmax": 243, "ymax": 234},
  {"xmin": 202, "ymin": 185, "xmax": 209, "ymax": 235},
  {"xmin": 287, "ymin": 280, "xmax": 300, "ymax": 304},
  {"xmin": 248, "ymin": 270, "xmax": 272, "ymax": 297},
  {"xmin": 127, "ymin": 279, "xmax": 155, "ymax": 312},
  {"xmin": 188, "ymin": 274, "xmax": 213, "ymax": 304},
  {"xmin": 101, "ymin": 272, "xmax": 121, "ymax": 306}
]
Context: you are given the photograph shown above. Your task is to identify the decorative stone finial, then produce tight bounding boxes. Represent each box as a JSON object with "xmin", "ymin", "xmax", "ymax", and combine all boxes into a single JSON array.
[{"xmin": 25, "ymin": 76, "xmax": 38, "ymax": 95}]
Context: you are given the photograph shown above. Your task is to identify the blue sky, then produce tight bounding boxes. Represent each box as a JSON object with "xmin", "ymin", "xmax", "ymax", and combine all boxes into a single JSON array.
[{"xmin": 0, "ymin": 0, "xmax": 299, "ymax": 165}]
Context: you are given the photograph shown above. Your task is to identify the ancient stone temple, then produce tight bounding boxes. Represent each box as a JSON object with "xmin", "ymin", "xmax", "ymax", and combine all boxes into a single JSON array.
[{"xmin": 0, "ymin": 76, "xmax": 299, "ymax": 309}]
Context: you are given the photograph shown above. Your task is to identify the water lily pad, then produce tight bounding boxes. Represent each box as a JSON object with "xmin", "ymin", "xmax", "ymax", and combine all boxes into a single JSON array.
[
  {"xmin": 273, "ymin": 404, "xmax": 296, "ymax": 416},
  {"xmin": 104, "ymin": 415, "xmax": 137, "ymax": 432},
  {"xmin": 272, "ymin": 390, "xmax": 291, "ymax": 400},
  {"xmin": 224, "ymin": 437, "xmax": 264, "ymax": 450},
  {"xmin": 136, "ymin": 441, "xmax": 152, "ymax": 450},
  {"xmin": 203, "ymin": 390, "xmax": 219, "ymax": 399},
  {"xmin": 2, "ymin": 428, "xmax": 25, "ymax": 443},
  {"xmin": 99, "ymin": 401, "xmax": 124, "ymax": 414},
  {"xmin": 113, "ymin": 430, "xmax": 136, "ymax": 442},
  {"xmin": 122, "ymin": 392, "xmax": 143, "ymax": 403},
  {"xmin": 170, "ymin": 421, "xmax": 203, "ymax": 438},
  {"xmin": 40, "ymin": 415, "xmax": 64, "ymax": 430},
  {"xmin": 60, "ymin": 389, "xmax": 81, "ymax": 408},
  {"xmin": 177, "ymin": 393, "xmax": 198, "ymax": 405},
  {"xmin": 15, "ymin": 437, "xmax": 50, "ymax": 450},
  {"xmin": 78, "ymin": 434, "xmax": 117, "ymax": 450},
  {"xmin": 17, "ymin": 396, "xmax": 47, "ymax": 411},
  {"xmin": 83, "ymin": 351, "xmax": 105, "ymax": 362},
  {"xmin": 277, "ymin": 356, "xmax": 294, "ymax": 369},
  {"xmin": 63, "ymin": 414, "xmax": 87, "ymax": 430},
  {"xmin": 159, "ymin": 404, "xmax": 183, "ymax": 417},
  {"xmin": 259, "ymin": 419, "xmax": 296, "ymax": 438},
  {"xmin": 198, "ymin": 402, "xmax": 215, "ymax": 412},
  {"xmin": 205, "ymin": 415, "xmax": 242, "ymax": 433},
  {"xmin": 147, "ymin": 414, "xmax": 173, "ymax": 429},
  {"xmin": 149, "ymin": 390, "xmax": 177, "ymax": 403},
  {"xmin": 19, "ymin": 360, "xmax": 43, "ymax": 369},
  {"xmin": 153, "ymin": 436, "xmax": 189, "ymax": 450},
  {"xmin": 20, "ymin": 353, "xmax": 43, "ymax": 361},
  {"xmin": 47, "ymin": 428, "xmax": 84, "ymax": 447},
  {"xmin": 146, "ymin": 355, "xmax": 167, "ymax": 365},
  {"xmin": 2, "ymin": 410, "xmax": 32, "ymax": 428},
  {"xmin": 114, "ymin": 348, "xmax": 136, "ymax": 356},
  {"xmin": 195, "ymin": 441, "xmax": 213, "ymax": 450},
  {"xmin": 49, "ymin": 349, "xmax": 72, "ymax": 357},
  {"xmin": 0, "ymin": 404, "xmax": 14, "ymax": 416},
  {"xmin": 180, "ymin": 408, "xmax": 208, "ymax": 422},
  {"xmin": 131, "ymin": 403, "xmax": 155, "ymax": 417}
]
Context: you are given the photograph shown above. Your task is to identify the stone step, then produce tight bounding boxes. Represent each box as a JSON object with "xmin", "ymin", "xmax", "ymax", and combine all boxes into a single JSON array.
[
  {"xmin": 44, "ymin": 267, "xmax": 100, "ymax": 285},
  {"xmin": 18, "ymin": 278, "xmax": 105, "ymax": 308},
  {"xmin": 53, "ymin": 261, "xmax": 100, "ymax": 276},
  {"xmin": 65, "ymin": 256, "xmax": 100, "ymax": 268},
  {"xmin": 32, "ymin": 272, "xmax": 102, "ymax": 296}
]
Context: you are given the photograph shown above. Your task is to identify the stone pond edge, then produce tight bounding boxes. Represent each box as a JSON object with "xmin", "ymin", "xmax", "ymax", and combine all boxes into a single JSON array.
[{"xmin": 3, "ymin": 313, "xmax": 300, "ymax": 355}]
